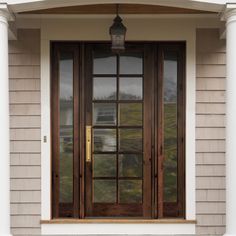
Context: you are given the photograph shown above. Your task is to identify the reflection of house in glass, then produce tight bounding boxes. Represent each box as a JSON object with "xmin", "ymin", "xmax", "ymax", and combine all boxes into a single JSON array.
[
  {"xmin": 94, "ymin": 129, "xmax": 116, "ymax": 152},
  {"xmin": 60, "ymin": 99, "xmax": 73, "ymax": 153},
  {"xmin": 93, "ymin": 103, "xmax": 117, "ymax": 151},
  {"xmin": 93, "ymin": 103, "xmax": 116, "ymax": 125}
]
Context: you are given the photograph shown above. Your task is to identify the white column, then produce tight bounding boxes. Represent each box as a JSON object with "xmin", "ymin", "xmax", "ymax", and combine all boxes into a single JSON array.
[
  {"xmin": 224, "ymin": 5, "xmax": 236, "ymax": 236},
  {"xmin": 0, "ymin": 4, "xmax": 12, "ymax": 236}
]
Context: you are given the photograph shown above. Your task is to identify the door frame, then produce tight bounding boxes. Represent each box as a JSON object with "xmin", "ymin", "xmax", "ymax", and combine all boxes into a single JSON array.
[{"xmin": 40, "ymin": 17, "xmax": 197, "ymax": 234}]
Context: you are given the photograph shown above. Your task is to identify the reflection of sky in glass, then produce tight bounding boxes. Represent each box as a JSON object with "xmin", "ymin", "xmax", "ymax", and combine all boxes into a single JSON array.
[
  {"xmin": 93, "ymin": 77, "xmax": 116, "ymax": 100},
  {"xmin": 120, "ymin": 55, "xmax": 143, "ymax": 74},
  {"xmin": 119, "ymin": 77, "xmax": 143, "ymax": 100},
  {"xmin": 164, "ymin": 60, "xmax": 177, "ymax": 103},
  {"xmin": 93, "ymin": 55, "xmax": 116, "ymax": 74},
  {"xmin": 59, "ymin": 54, "xmax": 73, "ymax": 203},
  {"xmin": 60, "ymin": 59, "xmax": 73, "ymax": 100}
]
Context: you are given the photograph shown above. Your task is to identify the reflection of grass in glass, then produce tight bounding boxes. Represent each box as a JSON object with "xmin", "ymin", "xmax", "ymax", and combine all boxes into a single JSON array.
[
  {"xmin": 93, "ymin": 180, "xmax": 116, "ymax": 203},
  {"xmin": 119, "ymin": 129, "xmax": 142, "ymax": 152},
  {"xmin": 59, "ymin": 144, "xmax": 73, "ymax": 203},
  {"xmin": 119, "ymin": 180, "xmax": 142, "ymax": 203},
  {"xmin": 93, "ymin": 129, "xmax": 116, "ymax": 152},
  {"xmin": 119, "ymin": 154, "xmax": 142, "ymax": 177},
  {"xmin": 119, "ymin": 103, "xmax": 142, "ymax": 126},
  {"xmin": 164, "ymin": 103, "xmax": 177, "ymax": 202},
  {"xmin": 93, "ymin": 154, "xmax": 116, "ymax": 177}
]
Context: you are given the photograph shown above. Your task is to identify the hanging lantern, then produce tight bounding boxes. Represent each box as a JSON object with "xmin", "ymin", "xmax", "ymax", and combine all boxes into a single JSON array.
[{"xmin": 109, "ymin": 6, "xmax": 127, "ymax": 52}]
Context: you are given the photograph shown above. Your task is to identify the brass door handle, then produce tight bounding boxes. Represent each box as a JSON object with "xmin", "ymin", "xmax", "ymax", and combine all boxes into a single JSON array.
[{"xmin": 86, "ymin": 126, "xmax": 92, "ymax": 162}]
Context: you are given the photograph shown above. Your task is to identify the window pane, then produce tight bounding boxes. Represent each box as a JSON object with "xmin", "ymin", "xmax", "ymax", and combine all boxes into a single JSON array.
[
  {"xmin": 163, "ymin": 52, "xmax": 178, "ymax": 202},
  {"xmin": 59, "ymin": 52, "xmax": 73, "ymax": 203},
  {"xmin": 93, "ymin": 129, "xmax": 116, "ymax": 152},
  {"xmin": 93, "ymin": 52, "xmax": 116, "ymax": 74},
  {"xmin": 93, "ymin": 180, "xmax": 116, "ymax": 203},
  {"xmin": 119, "ymin": 103, "xmax": 142, "ymax": 126},
  {"xmin": 119, "ymin": 154, "xmax": 142, "ymax": 177},
  {"xmin": 119, "ymin": 180, "xmax": 142, "ymax": 203},
  {"xmin": 120, "ymin": 52, "xmax": 143, "ymax": 74},
  {"xmin": 119, "ymin": 77, "xmax": 143, "ymax": 100},
  {"xmin": 93, "ymin": 77, "xmax": 116, "ymax": 100},
  {"xmin": 93, "ymin": 154, "xmax": 116, "ymax": 177},
  {"xmin": 93, "ymin": 103, "xmax": 116, "ymax": 126},
  {"xmin": 119, "ymin": 129, "xmax": 142, "ymax": 152}
]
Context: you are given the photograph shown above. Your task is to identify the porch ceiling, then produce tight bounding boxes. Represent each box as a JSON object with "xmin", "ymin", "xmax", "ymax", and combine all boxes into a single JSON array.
[{"xmin": 18, "ymin": 4, "xmax": 215, "ymax": 14}]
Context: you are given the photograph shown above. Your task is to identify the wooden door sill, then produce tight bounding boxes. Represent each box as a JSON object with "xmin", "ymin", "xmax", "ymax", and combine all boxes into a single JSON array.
[{"xmin": 41, "ymin": 218, "xmax": 196, "ymax": 224}]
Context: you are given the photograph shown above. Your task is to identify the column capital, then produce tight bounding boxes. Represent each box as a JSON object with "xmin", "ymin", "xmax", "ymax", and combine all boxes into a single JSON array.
[
  {"xmin": 0, "ymin": 3, "xmax": 15, "ymax": 23},
  {"xmin": 221, "ymin": 3, "xmax": 236, "ymax": 23}
]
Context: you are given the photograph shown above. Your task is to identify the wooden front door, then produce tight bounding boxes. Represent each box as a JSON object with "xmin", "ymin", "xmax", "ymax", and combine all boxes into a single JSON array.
[
  {"xmin": 84, "ymin": 44, "xmax": 152, "ymax": 217},
  {"xmin": 51, "ymin": 42, "xmax": 185, "ymax": 219}
]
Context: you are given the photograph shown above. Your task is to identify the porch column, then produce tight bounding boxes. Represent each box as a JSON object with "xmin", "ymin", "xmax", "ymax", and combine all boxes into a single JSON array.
[
  {"xmin": 224, "ymin": 5, "xmax": 236, "ymax": 236},
  {"xmin": 0, "ymin": 3, "xmax": 12, "ymax": 236}
]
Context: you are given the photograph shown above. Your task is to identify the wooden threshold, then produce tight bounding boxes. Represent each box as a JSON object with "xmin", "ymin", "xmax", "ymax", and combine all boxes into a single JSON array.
[{"xmin": 41, "ymin": 218, "xmax": 197, "ymax": 224}]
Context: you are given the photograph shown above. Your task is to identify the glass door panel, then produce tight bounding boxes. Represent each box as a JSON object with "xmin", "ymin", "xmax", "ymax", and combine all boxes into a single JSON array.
[{"xmin": 85, "ymin": 44, "xmax": 151, "ymax": 217}]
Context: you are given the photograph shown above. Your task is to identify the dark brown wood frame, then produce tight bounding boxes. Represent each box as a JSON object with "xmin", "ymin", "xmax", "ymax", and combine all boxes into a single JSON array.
[{"xmin": 51, "ymin": 41, "xmax": 186, "ymax": 219}]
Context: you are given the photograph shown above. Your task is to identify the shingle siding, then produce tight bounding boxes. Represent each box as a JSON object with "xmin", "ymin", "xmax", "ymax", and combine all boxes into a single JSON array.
[
  {"xmin": 9, "ymin": 29, "xmax": 41, "ymax": 235},
  {"xmin": 196, "ymin": 28, "xmax": 226, "ymax": 235}
]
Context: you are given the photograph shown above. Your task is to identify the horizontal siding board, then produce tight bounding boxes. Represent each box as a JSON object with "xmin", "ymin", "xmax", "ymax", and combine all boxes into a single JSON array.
[
  {"xmin": 9, "ymin": 53, "xmax": 40, "ymax": 66},
  {"xmin": 196, "ymin": 202, "xmax": 226, "ymax": 214},
  {"xmin": 11, "ymin": 179, "xmax": 41, "ymax": 191},
  {"xmin": 197, "ymin": 215, "xmax": 225, "ymax": 226},
  {"xmin": 10, "ymin": 91, "xmax": 40, "ymax": 104},
  {"xmin": 196, "ymin": 91, "xmax": 225, "ymax": 103},
  {"xmin": 196, "ymin": 226, "xmax": 226, "ymax": 235},
  {"xmin": 196, "ymin": 140, "xmax": 225, "ymax": 153},
  {"xmin": 11, "ymin": 228, "xmax": 41, "ymax": 235},
  {"xmin": 11, "ymin": 203, "xmax": 41, "ymax": 215},
  {"xmin": 10, "ymin": 166, "xmax": 41, "ymax": 178},
  {"xmin": 10, "ymin": 141, "xmax": 41, "ymax": 153},
  {"xmin": 196, "ymin": 190, "xmax": 226, "ymax": 202},
  {"xmin": 9, "ymin": 79, "xmax": 40, "ymax": 91},
  {"xmin": 9, "ymin": 66, "xmax": 40, "ymax": 79},
  {"xmin": 196, "ymin": 78, "xmax": 225, "ymax": 91},
  {"xmin": 196, "ymin": 52, "xmax": 226, "ymax": 65},
  {"xmin": 10, "ymin": 129, "xmax": 41, "ymax": 141},
  {"xmin": 11, "ymin": 191, "xmax": 41, "ymax": 203},
  {"xmin": 196, "ymin": 177, "xmax": 225, "ymax": 189},
  {"xmin": 10, "ymin": 116, "xmax": 41, "ymax": 128},
  {"xmin": 10, "ymin": 104, "xmax": 41, "ymax": 115},
  {"xmin": 196, "ymin": 65, "xmax": 226, "ymax": 78},
  {"xmin": 196, "ymin": 165, "xmax": 225, "ymax": 177},
  {"xmin": 196, "ymin": 128, "xmax": 225, "ymax": 140},
  {"xmin": 10, "ymin": 153, "xmax": 41, "ymax": 166},
  {"xmin": 196, "ymin": 153, "xmax": 225, "ymax": 165},
  {"xmin": 196, "ymin": 103, "xmax": 225, "ymax": 115},
  {"xmin": 196, "ymin": 114, "xmax": 225, "ymax": 127},
  {"xmin": 11, "ymin": 215, "xmax": 41, "ymax": 228}
]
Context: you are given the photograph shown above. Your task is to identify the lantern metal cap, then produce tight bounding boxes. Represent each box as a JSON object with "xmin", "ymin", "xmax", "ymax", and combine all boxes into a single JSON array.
[{"xmin": 109, "ymin": 15, "xmax": 127, "ymax": 35}]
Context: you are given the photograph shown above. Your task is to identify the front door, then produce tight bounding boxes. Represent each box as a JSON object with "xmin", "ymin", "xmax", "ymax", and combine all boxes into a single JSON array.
[
  {"xmin": 84, "ymin": 44, "xmax": 152, "ymax": 217},
  {"xmin": 51, "ymin": 42, "xmax": 185, "ymax": 219}
]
